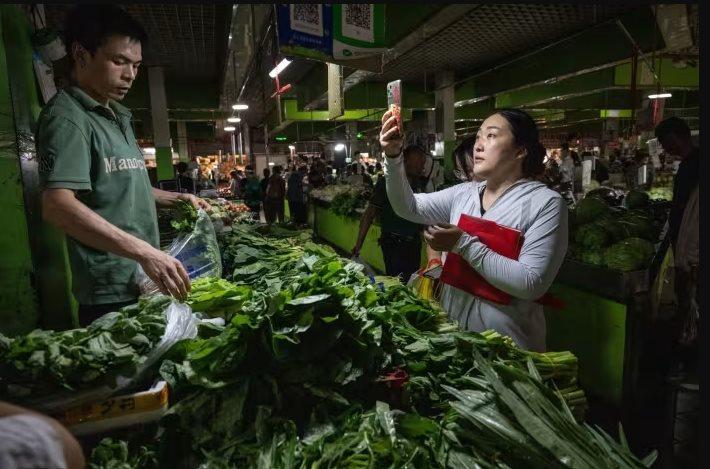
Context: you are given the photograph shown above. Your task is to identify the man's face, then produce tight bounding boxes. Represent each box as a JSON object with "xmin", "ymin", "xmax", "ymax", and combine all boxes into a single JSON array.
[
  {"xmin": 74, "ymin": 34, "xmax": 142, "ymax": 102},
  {"xmin": 404, "ymin": 150, "xmax": 426, "ymax": 178}
]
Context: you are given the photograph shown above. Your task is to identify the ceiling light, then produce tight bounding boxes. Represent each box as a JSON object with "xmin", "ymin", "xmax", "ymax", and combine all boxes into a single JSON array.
[
  {"xmin": 648, "ymin": 93, "xmax": 673, "ymax": 99},
  {"xmin": 334, "ymin": 143, "xmax": 345, "ymax": 151},
  {"xmin": 227, "ymin": 117, "xmax": 241, "ymax": 123},
  {"xmin": 224, "ymin": 126, "xmax": 236, "ymax": 132},
  {"xmin": 232, "ymin": 104, "xmax": 249, "ymax": 110},
  {"xmin": 269, "ymin": 58, "xmax": 292, "ymax": 78}
]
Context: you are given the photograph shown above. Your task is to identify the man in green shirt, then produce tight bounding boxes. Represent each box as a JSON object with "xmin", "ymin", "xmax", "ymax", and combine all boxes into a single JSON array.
[
  {"xmin": 38, "ymin": 5, "xmax": 209, "ymax": 326},
  {"xmin": 352, "ymin": 145, "xmax": 427, "ymax": 282}
]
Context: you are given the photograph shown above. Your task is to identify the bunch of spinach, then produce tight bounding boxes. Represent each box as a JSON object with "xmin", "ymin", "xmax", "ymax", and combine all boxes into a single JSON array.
[{"xmin": 0, "ymin": 295, "xmax": 171, "ymax": 402}]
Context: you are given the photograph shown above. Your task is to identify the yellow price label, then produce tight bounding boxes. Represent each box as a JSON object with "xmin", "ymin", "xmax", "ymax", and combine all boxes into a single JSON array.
[{"xmin": 59, "ymin": 382, "xmax": 168, "ymax": 426}]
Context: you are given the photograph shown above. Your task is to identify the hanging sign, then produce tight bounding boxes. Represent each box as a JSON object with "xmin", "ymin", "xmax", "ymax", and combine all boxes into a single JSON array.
[
  {"xmin": 277, "ymin": 4, "xmax": 333, "ymax": 61},
  {"xmin": 277, "ymin": 4, "xmax": 386, "ymax": 72}
]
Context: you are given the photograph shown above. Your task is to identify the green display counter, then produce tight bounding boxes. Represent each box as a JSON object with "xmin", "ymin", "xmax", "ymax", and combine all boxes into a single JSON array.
[
  {"xmin": 310, "ymin": 201, "xmax": 426, "ymax": 274},
  {"xmin": 306, "ymin": 200, "xmax": 672, "ymax": 417}
]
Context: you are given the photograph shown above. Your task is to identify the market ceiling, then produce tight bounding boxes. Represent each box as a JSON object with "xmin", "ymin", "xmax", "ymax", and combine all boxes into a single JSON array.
[
  {"xmin": 262, "ymin": 4, "xmax": 698, "ymax": 142},
  {"xmin": 43, "ymin": 4, "xmax": 698, "ymax": 141}
]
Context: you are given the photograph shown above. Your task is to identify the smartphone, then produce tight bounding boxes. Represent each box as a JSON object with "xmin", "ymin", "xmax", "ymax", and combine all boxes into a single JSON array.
[{"xmin": 386, "ymin": 79, "xmax": 402, "ymax": 136}]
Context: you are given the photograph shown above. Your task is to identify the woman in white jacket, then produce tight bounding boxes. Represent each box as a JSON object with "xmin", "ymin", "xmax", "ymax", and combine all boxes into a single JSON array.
[{"xmin": 381, "ymin": 108, "xmax": 567, "ymax": 351}]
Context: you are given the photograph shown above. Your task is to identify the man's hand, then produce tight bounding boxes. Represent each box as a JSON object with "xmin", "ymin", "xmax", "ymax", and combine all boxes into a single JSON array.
[
  {"xmin": 379, "ymin": 109, "xmax": 403, "ymax": 158},
  {"xmin": 138, "ymin": 247, "xmax": 191, "ymax": 301},
  {"xmin": 351, "ymin": 245, "xmax": 361, "ymax": 258},
  {"xmin": 423, "ymin": 223, "xmax": 463, "ymax": 252},
  {"xmin": 177, "ymin": 193, "xmax": 211, "ymax": 211}
]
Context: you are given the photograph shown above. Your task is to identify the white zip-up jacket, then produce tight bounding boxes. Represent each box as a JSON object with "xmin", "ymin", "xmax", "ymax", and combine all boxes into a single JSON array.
[{"xmin": 385, "ymin": 155, "xmax": 568, "ymax": 351}]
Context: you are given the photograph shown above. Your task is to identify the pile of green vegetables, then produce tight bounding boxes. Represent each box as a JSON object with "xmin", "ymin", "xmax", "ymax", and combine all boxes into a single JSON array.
[
  {"xmin": 0, "ymin": 295, "xmax": 172, "ymax": 404},
  {"xmin": 567, "ymin": 193, "xmax": 662, "ymax": 271},
  {"xmin": 330, "ymin": 190, "xmax": 366, "ymax": 217},
  {"xmin": 81, "ymin": 222, "xmax": 654, "ymax": 468}
]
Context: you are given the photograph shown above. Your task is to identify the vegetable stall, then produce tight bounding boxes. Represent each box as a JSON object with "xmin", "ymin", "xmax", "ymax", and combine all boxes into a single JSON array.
[
  {"xmin": 0, "ymin": 202, "xmax": 658, "ymax": 468},
  {"xmin": 307, "ymin": 186, "xmax": 673, "ymax": 431}
]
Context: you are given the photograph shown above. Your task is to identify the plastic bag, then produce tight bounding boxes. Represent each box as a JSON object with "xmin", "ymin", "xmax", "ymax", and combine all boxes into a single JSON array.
[
  {"xmin": 114, "ymin": 300, "xmax": 198, "ymax": 390},
  {"xmin": 137, "ymin": 208, "xmax": 222, "ymax": 295},
  {"xmin": 29, "ymin": 299, "xmax": 199, "ymax": 413},
  {"xmin": 407, "ymin": 260, "xmax": 443, "ymax": 301}
]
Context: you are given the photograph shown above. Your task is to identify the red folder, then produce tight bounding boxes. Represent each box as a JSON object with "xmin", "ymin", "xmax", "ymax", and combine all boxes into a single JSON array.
[{"xmin": 440, "ymin": 214, "xmax": 564, "ymax": 308}]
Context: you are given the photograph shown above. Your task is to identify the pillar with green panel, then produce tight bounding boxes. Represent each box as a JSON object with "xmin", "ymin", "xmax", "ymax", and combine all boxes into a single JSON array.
[
  {"xmin": 148, "ymin": 66, "xmax": 174, "ymax": 181},
  {"xmin": 0, "ymin": 4, "xmax": 77, "ymax": 333}
]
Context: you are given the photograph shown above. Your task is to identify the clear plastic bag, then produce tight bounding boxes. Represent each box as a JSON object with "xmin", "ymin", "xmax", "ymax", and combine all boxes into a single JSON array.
[
  {"xmin": 29, "ymin": 300, "xmax": 199, "ymax": 413},
  {"xmin": 114, "ymin": 300, "xmax": 198, "ymax": 390},
  {"xmin": 137, "ymin": 208, "xmax": 222, "ymax": 295}
]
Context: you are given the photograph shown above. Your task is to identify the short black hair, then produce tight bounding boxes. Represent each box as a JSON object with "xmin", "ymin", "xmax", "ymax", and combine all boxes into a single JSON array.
[
  {"xmin": 64, "ymin": 5, "xmax": 148, "ymax": 59},
  {"xmin": 496, "ymin": 109, "xmax": 546, "ymax": 178},
  {"xmin": 655, "ymin": 116, "xmax": 691, "ymax": 141},
  {"xmin": 453, "ymin": 136, "xmax": 475, "ymax": 180},
  {"xmin": 403, "ymin": 144, "xmax": 426, "ymax": 160}
]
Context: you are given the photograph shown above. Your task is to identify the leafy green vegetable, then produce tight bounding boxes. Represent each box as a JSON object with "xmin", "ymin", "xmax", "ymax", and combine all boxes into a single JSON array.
[
  {"xmin": 88, "ymin": 437, "xmax": 157, "ymax": 469},
  {"xmin": 0, "ymin": 296, "xmax": 171, "ymax": 402},
  {"xmin": 575, "ymin": 197, "xmax": 609, "ymax": 225}
]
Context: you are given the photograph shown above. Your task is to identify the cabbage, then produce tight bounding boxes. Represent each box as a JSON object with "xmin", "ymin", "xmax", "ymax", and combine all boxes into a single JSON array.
[
  {"xmin": 575, "ymin": 197, "xmax": 609, "ymax": 225},
  {"xmin": 580, "ymin": 250, "xmax": 605, "ymax": 266},
  {"xmin": 619, "ymin": 216, "xmax": 655, "ymax": 240},
  {"xmin": 575, "ymin": 223, "xmax": 611, "ymax": 249},
  {"xmin": 594, "ymin": 218, "xmax": 630, "ymax": 243},
  {"xmin": 604, "ymin": 242, "xmax": 647, "ymax": 271},
  {"xmin": 626, "ymin": 190, "xmax": 650, "ymax": 209},
  {"xmin": 623, "ymin": 237, "xmax": 655, "ymax": 264}
]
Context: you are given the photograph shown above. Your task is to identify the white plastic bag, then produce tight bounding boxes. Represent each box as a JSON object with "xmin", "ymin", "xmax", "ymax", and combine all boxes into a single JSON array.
[
  {"xmin": 29, "ymin": 300, "xmax": 199, "ymax": 413},
  {"xmin": 138, "ymin": 208, "xmax": 222, "ymax": 295},
  {"xmin": 114, "ymin": 300, "xmax": 198, "ymax": 390}
]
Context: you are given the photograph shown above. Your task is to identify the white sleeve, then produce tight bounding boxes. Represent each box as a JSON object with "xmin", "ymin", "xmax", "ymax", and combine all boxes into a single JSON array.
[
  {"xmin": 384, "ymin": 155, "xmax": 459, "ymax": 225},
  {"xmin": 0, "ymin": 414, "xmax": 68, "ymax": 469},
  {"xmin": 451, "ymin": 196, "xmax": 568, "ymax": 300}
]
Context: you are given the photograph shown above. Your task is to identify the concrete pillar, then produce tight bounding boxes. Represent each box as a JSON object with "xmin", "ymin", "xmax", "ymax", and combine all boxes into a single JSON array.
[
  {"xmin": 346, "ymin": 121, "xmax": 358, "ymax": 163},
  {"xmin": 435, "ymin": 71, "xmax": 456, "ymax": 180},
  {"xmin": 148, "ymin": 67, "xmax": 172, "ymax": 180},
  {"xmin": 242, "ymin": 122, "xmax": 251, "ymax": 165},
  {"xmin": 176, "ymin": 121, "xmax": 189, "ymax": 162}
]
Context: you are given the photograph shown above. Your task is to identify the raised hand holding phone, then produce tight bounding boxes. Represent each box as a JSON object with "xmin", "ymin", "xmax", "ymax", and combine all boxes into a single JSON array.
[{"xmin": 381, "ymin": 80, "xmax": 404, "ymax": 157}]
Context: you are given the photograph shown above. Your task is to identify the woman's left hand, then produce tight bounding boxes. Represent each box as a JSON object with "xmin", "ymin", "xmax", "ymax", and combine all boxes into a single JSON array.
[
  {"xmin": 423, "ymin": 223, "xmax": 463, "ymax": 252},
  {"xmin": 178, "ymin": 193, "xmax": 211, "ymax": 212}
]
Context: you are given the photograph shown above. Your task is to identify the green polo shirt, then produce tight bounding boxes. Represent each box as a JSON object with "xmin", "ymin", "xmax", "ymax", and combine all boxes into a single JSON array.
[{"xmin": 37, "ymin": 85, "xmax": 159, "ymax": 305}]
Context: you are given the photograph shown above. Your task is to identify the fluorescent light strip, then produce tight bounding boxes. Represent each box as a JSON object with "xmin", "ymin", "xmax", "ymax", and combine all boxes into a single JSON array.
[
  {"xmin": 648, "ymin": 93, "xmax": 673, "ymax": 99},
  {"xmin": 269, "ymin": 59, "xmax": 292, "ymax": 78}
]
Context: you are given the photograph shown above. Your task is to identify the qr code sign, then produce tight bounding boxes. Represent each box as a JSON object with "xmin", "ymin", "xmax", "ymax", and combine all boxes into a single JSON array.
[
  {"xmin": 344, "ymin": 4, "xmax": 371, "ymax": 30},
  {"xmin": 342, "ymin": 4, "xmax": 374, "ymax": 42},
  {"xmin": 290, "ymin": 4, "xmax": 323, "ymax": 37}
]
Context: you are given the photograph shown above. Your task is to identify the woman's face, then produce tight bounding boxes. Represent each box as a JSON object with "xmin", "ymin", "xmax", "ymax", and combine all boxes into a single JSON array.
[{"xmin": 473, "ymin": 113, "xmax": 524, "ymax": 180}]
